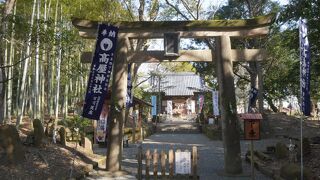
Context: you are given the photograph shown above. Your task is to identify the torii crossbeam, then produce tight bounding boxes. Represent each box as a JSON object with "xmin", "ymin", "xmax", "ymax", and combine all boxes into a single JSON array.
[{"xmin": 72, "ymin": 14, "xmax": 274, "ymax": 174}]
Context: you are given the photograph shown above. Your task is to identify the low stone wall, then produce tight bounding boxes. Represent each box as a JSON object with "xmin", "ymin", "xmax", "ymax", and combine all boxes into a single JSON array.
[
  {"xmin": 201, "ymin": 124, "xmax": 222, "ymax": 140},
  {"xmin": 123, "ymin": 123, "xmax": 155, "ymax": 143}
]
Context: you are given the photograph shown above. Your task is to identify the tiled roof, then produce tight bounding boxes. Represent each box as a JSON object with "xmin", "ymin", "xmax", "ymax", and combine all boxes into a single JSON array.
[{"xmin": 159, "ymin": 72, "xmax": 205, "ymax": 96}]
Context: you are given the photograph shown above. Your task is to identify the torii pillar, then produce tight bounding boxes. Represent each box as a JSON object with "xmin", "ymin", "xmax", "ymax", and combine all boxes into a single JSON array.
[
  {"xmin": 106, "ymin": 36, "xmax": 128, "ymax": 171},
  {"xmin": 216, "ymin": 36, "xmax": 242, "ymax": 173}
]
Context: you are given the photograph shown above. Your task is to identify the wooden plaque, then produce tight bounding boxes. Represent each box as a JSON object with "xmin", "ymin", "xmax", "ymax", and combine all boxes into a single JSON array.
[{"xmin": 244, "ymin": 119, "xmax": 261, "ymax": 140}]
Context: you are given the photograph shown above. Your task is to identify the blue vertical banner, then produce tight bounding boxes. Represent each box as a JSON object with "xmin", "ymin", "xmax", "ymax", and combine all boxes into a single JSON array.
[
  {"xmin": 126, "ymin": 63, "xmax": 133, "ymax": 108},
  {"xmin": 299, "ymin": 18, "xmax": 311, "ymax": 116},
  {"xmin": 151, "ymin": 96, "xmax": 157, "ymax": 116},
  {"xmin": 198, "ymin": 76, "xmax": 205, "ymax": 113},
  {"xmin": 248, "ymin": 87, "xmax": 258, "ymax": 112},
  {"xmin": 82, "ymin": 24, "xmax": 119, "ymax": 120},
  {"xmin": 212, "ymin": 91, "xmax": 220, "ymax": 116}
]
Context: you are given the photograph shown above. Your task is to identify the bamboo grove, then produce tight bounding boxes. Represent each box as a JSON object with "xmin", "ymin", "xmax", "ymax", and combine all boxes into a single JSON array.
[{"xmin": 0, "ymin": 0, "xmax": 97, "ymax": 126}]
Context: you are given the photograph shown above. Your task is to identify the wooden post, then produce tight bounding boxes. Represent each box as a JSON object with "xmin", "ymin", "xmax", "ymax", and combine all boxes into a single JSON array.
[
  {"xmin": 138, "ymin": 145, "xmax": 142, "ymax": 180},
  {"xmin": 250, "ymin": 141, "xmax": 255, "ymax": 180},
  {"xmin": 106, "ymin": 37, "xmax": 128, "ymax": 171},
  {"xmin": 146, "ymin": 149, "xmax": 151, "ymax": 179},
  {"xmin": 132, "ymin": 108, "xmax": 136, "ymax": 144},
  {"xmin": 161, "ymin": 150, "xmax": 166, "ymax": 178},
  {"xmin": 192, "ymin": 146, "xmax": 198, "ymax": 179},
  {"xmin": 215, "ymin": 36, "xmax": 242, "ymax": 174},
  {"xmin": 139, "ymin": 105, "xmax": 143, "ymax": 140},
  {"xmin": 93, "ymin": 120, "xmax": 97, "ymax": 144},
  {"xmin": 169, "ymin": 149, "xmax": 174, "ymax": 179},
  {"xmin": 153, "ymin": 149, "xmax": 159, "ymax": 179}
]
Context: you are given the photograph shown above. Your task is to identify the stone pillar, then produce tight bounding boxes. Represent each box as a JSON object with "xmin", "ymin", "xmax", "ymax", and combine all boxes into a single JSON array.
[
  {"xmin": 215, "ymin": 36, "xmax": 242, "ymax": 174},
  {"xmin": 106, "ymin": 37, "xmax": 128, "ymax": 171}
]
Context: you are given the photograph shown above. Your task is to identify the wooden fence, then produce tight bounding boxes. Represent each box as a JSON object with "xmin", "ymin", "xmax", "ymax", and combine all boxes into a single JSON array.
[{"xmin": 137, "ymin": 146, "xmax": 198, "ymax": 179}]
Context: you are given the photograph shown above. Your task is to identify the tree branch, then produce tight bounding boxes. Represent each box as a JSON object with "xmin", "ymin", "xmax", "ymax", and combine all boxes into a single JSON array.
[
  {"xmin": 181, "ymin": 0, "xmax": 197, "ymax": 20},
  {"xmin": 0, "ymin": 77, "xmax": 13, "ymax": 84},
  {"xmin": 122, "ymin": 0, "xmax": 135, "ymax": 21},
  {"xmin": 239, "ymin": 63, "xmax": 253, "ymax": 74},
  {"xmin": 0, "ymin": 49, "xmax": 40, "ymax": 69},
  {"xmin": 138, "ymin": 0, "xmax": 145, "ymax": 21},
  {"xmin": 165, "ymin": 0, "xmax": 189, "ymax": 20},
  {"xmin": 196, "ymin": 0, "xmax": 201, "ymax": 20},
  {"xmin": 234, "ymin": 71, "xmax": 250, "ymax": 82},
  {"xmin": 134, "ymin": 76, "xmax": 151, "ymax": 88}
]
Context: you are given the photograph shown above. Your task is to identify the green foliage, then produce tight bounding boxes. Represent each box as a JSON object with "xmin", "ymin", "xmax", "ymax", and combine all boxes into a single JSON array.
[
  {"xmin": 58, "ymin": 115, "xmax": 91, "ymax": 135},
  {"xmin": 68, "ymin": 0, "xmax": 132, "ymax": 21},
  {"xmin": 280, "ymin": 0, "xmax": 320, "ymax": 101},
  {"xmin": 161, "ymin": 62, "xmax": 195, "ymax": 72}
]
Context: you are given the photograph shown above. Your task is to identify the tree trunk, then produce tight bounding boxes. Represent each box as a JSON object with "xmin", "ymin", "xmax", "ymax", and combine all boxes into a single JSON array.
[
  {"xmin": 7, "ymin": 3, "xmax": 16, "ymax": 123},
  {"xmin": 62, "ymin": 83, "xmax": 68, "ymax": 119},
  {"xmin": 15, "ymin": 49, "xmax": 23, "ymax": 116},
  {"xmin": 215, "ymin": 36, "xmax": 242, "ymax": 174},
  {"xmin": 54, "ymin": 2, "xmax": 62, "ymax": 121},
  {"xmin": 0, "ymin": 0, "xmax": 17, "ymax": 124},
  {"xmin": 264, "ymin": 94, "xmax": 278, "ymax": 112},
  {"xmin": 17, "ymin": 0, "xmax": 36, "ymax": 127},
  {"xmin": 4, "ymin": 41, "xmax": 8, "ymax": 122},
  {"xmin": 257, "ymin": 62, "xmax": 264, "ymax": 112},
  {"xmin": 33, "ymin": 0, "xmax": 41, "ymax": 119},
  {"xmin": 106, "ymin": 37, "xmax": 128, "ymax": 171}
]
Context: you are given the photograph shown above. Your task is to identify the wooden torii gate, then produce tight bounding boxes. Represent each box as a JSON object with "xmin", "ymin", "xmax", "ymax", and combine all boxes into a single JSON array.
[{"xmin": 72, "ymin": 14, "xmax": 274, "ymax": 174}]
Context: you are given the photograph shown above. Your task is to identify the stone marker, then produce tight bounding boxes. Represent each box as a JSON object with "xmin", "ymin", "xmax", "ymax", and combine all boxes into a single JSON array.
[
  {"xmin": 81, "ymin": 135, "xmax": 93, "ymax": 153},
  {"xmin": 33, "ymin": 119, "xmax": 45, "ymax": 147},
  {"xmin": 275, "ymin": 142, "xmax": 288, "ymax": 159},
  {"xmin": 0, "ymin": 125, "xmax": 25, "ymax": 164},
  {"xmin": 59, "ymin": 127, "xmax": 66, "ymax": 145}
]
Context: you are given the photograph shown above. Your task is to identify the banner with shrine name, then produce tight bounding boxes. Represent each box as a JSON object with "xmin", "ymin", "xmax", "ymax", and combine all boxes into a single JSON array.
[
  {"xmin": 299, "ymin": 18, "xmax": 311, "ymax": 116},
  {"xmin": 82, "ymin": 24, "xmax": 118, "ymax": 120}
]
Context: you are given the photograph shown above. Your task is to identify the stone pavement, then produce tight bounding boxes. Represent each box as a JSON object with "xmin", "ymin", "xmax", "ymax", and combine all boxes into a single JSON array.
[{"xmin": 88, "ymin": 118, "xmax": 280, "ymax": 179}]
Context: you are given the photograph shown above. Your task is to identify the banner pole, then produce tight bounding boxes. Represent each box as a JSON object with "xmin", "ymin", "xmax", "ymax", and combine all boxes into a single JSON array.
[{"xmin": 300, "ymin": 115, "xmax": 303, "ymax": 180}]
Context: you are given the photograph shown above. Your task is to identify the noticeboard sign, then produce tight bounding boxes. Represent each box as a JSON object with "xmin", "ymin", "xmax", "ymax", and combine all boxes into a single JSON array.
[
  {"xmin": 241, "ymin": 113, "xmax": 262, "ymax": 140},
  {"xmin": 175, "ymin": 151, "xmax": 191, "ymax": 174},
  {"xmin": 244, "ymin": 119, "xmax": 260, "ymax": 140}
]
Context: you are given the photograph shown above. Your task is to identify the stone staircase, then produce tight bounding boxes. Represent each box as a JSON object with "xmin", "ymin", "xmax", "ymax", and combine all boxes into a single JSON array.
[{"xmin": 156, "ymin": 116, "xmax": 200, "ymax": 134}]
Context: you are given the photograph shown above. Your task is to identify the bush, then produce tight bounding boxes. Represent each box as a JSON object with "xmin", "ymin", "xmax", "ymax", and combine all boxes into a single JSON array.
[
  {"xmin": 58, "ymin": 115, "xmax": 92, "ymax": 141},
  {"xmin": 202, "ymin": 124, "xmax": 222, "ymax": 140},
  {"xmin": 275, "ymin": 142, "xmax": 288, "ymax": 159},
  {"xmin": 280, "ymin": 163, "xmax": 312, "ymax": 180}
]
